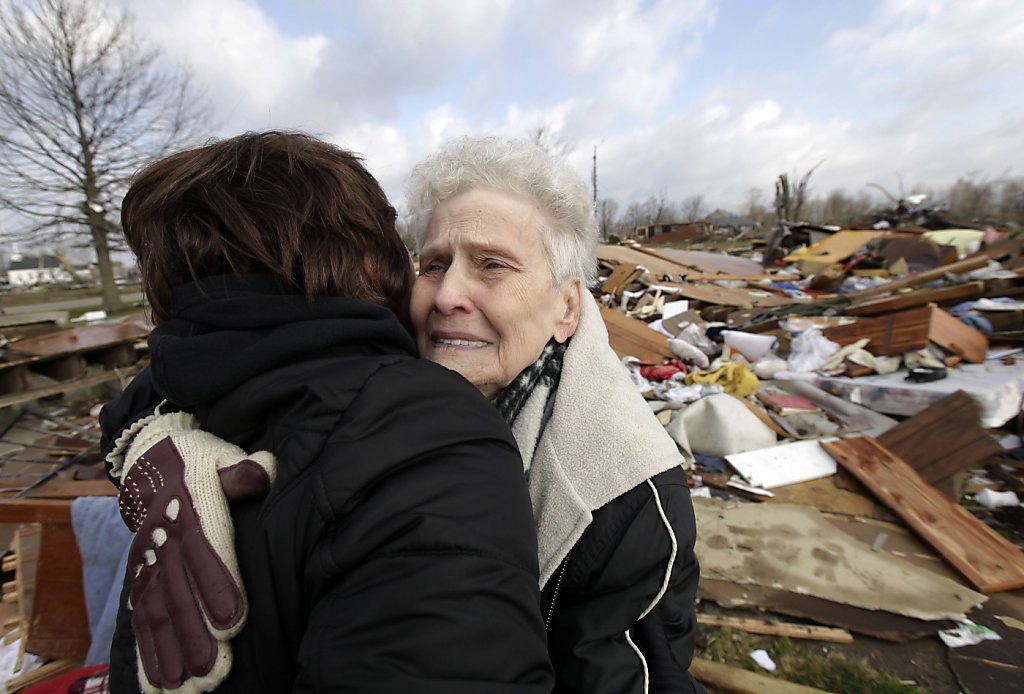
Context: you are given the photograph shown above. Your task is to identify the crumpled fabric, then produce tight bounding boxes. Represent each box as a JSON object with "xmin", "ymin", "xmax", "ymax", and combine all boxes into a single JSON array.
[
  {"xmin": 904, "ymin": 348, "xmax": 946, "ymax": 370},
  {"xmin": 787, "ymin": 328, "xmax": 840, "ymax": 373},
  {"xmin": 685, "ymin": 362, "xmax": 760, "ymax": 397},
  {"xmin": 639, "ymin": 361, "xmax": 687, "ymax": 381},
  {"xmin": 678, "ymin": 323, "xmax": 721, "ymax": 357},
  {"xmin": 669, "ymin": 338, "xmax": 710, "ymax": 370}
]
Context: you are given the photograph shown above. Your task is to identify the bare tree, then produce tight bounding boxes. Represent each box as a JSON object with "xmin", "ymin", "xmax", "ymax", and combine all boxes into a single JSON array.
[
  {"xmin": 742, "ymin": 187, "xmax": 769, "ymax": 226},
  {"xmin": 774, "ymin": 160, "xmax": 823, "ymax": 224},
  {"xmin": 946, "ymin": 174, "xmax": 996, "ymax": 222},
  {"xmin": 596, "ymin": 197, "xmax": 618, "ymax": 242},
  {"xmin": 679, "ymin": 195, "xmax": 704, "ymax": 222},
  {"xmin": 0, "ymin": 0, "xmax": 208, "ymax": 311}
]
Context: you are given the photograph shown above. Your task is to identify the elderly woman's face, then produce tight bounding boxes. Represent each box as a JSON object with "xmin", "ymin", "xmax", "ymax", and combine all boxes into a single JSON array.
[{"xmin": 411, "ymin": 189, "xmax": 580, "ymax": 400}]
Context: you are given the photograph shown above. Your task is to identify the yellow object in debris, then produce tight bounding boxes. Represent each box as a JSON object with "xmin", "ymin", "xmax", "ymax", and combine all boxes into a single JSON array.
[{"xmin": 685, "ymin": 363, "xmax": 760, "ymax": 397}]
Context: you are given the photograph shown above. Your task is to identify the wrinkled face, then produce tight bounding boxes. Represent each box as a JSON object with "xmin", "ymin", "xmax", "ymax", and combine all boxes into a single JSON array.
[{"xmin": 411, "ymin": 189, "xmax": 581, "ymax": 400}]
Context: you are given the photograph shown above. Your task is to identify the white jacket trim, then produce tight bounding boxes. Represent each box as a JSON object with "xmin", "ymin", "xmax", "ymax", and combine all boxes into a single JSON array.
[
  {"xmin": 638, "ymin": 479, "xmax": 678, "ymax": 621},
  {"xmin": 624, "ymin": 628, "xmax": 650, "ymax": 694}
]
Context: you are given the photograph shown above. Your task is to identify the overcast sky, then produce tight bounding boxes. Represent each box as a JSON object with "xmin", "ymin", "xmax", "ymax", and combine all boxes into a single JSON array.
[{"xmin": 114, "ymin": 0, "xmax": 1024, "ymax": 215}]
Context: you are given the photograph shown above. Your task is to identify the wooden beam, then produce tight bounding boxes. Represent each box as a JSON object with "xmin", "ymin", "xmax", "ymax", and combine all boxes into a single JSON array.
[
  {"xmin": 0, "ymin": 499, "xmax": 72, "ymax": 525},
  {"xmin": 0, "ymin": 363, "xmax": 142, "ymax": 411},
  {"xmin": 846, "ymin": 282, "xmax": 986, "ymax": 316},
  {"xmin": 844, "ymin": 255, "xmax": 989, "ymax": 302},
  {"xmin": 697, "ymin": 614, "xmax": 854, "ymax": 643},
  {"xmin": 821, "ymin": 437, "xmax": 1024, "ymax": 593},
  {"xmin": 689, "ymin": 658, "xmax": 831, "ymax": 694}
]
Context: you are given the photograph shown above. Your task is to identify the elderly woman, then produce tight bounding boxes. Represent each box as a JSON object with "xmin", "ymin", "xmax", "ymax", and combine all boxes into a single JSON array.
[
  {"xmin": 99, "ymin": 131, "xmax": 553, "ymax": 693},
  {"xmin": 408, "ymin": 137, "xmax": 703, "ymax": 694}
]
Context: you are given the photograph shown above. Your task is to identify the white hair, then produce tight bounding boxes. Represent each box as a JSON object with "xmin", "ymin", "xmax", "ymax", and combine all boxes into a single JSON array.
[{"xmin": 407, "ymin": 135, "xmax": 598, "ymax": 285}]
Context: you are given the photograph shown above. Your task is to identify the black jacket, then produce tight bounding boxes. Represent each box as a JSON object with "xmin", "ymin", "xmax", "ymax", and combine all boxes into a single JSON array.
[
  {"xmin": 101, "ymin": 276, "xmax": 554, "ymax": 693},
  {"xmin": 542, "ymin": 469, "xmax": 703, "ymax": 694}
]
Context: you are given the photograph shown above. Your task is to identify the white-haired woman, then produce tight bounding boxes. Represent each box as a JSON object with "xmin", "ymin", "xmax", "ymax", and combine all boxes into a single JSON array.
[{"xmin": 408, "ymin": 136, "xmax": 704, "ymax": 694}]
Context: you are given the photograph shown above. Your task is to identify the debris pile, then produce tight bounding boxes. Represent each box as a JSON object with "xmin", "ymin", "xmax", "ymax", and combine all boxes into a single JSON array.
[
  {"xmin": 0, "ymin": 310, "xmax": 147, "ymax": 689},
  {"xmin": 595, "ymin": 230, "xmax": 1024, "ymax": 692}
]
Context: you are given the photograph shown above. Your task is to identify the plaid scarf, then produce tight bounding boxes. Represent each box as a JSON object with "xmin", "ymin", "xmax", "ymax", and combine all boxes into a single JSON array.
[{"xmin": 493, "ymin": 338, "xmax": 567, "ymax": 475}]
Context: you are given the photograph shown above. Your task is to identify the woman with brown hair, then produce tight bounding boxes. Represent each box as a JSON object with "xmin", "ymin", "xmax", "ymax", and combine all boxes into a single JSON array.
[{"xmin": 100, "ymin": 131, "xmax": 553, "ymax": 693}]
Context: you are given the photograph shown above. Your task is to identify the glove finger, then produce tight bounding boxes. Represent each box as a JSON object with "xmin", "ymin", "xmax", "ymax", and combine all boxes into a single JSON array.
[
  {"xmin": 218, "ymin": 458, "xmax": 272, "ymax": 504},
  {"xmin": 180, "ymin": 510, "xmax": 246, "ymax": 632},
  {"xmin": 163, "ymin": 541, "xmax": 221, "ymax": 678},
  {"xmin": 133, "ymin": 563, "xmax": 187, "ymax": 690}
]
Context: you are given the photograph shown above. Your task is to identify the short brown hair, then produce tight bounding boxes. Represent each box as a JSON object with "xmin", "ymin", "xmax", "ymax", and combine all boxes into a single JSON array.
[{"xmin": 121, "ymin": 131, "xmax": 412, "ymax": 324}]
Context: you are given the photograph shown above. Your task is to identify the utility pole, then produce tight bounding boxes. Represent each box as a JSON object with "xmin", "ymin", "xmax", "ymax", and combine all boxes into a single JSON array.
[{"xmin": 592, "ymin": 145, "xmax": 598, "ymax": 209}]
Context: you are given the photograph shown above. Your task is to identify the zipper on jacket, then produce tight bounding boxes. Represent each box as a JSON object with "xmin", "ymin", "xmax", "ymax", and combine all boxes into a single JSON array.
[{"xmin": 544, "ymin": 554, "xmax": 570, "ymax": 630}]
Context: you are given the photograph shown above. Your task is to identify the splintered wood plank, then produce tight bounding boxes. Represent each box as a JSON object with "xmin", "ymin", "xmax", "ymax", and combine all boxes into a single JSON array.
[
  {"xmin": 821, "ymin": 437, "xmax": 1024, "ymax": 593},
  {"xmin": 690, "ymin": 658, "xmax": 831, "ymax": 694},
  {"xmin": 876, "ymin": 390, "xmax": 1002, "ymax": 492},
  {"xmin": 696, "ymin": 614, "xmax": 854, "ymax": 643},
  {"xmin": 598, "ymin": 306, "xmax": 672, "ymax": 363},
  {"xmin": 600, "ymin": 263, "xmax": 643, "ymax": 296}
]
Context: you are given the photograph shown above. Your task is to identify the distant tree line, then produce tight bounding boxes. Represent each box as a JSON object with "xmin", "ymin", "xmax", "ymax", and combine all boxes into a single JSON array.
[{"xmin": 590, "ymin": 173, "xmax": 1024, "ymax": 241}]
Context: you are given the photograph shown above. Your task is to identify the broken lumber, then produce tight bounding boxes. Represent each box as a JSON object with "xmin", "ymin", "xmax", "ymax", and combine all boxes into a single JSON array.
[
  {"xmin": 598, "ymin": 306, "xmax": 672, "ymax": 362},
  {"xmin": 821, "ymin": 437, "xmax": 1024, "ymax": 593},
  {"xmin": 844, "ymin": 255, "xmax": 989, "ymax": 302},
  {"xmin": 689, "ymin": 658, "xmax": 831, "ymax": 694},
  {"xmin": 876, "ymin": 390, "xmax": 1002, "ymax": 498},
  {"xmin": 823, "ymin": 304, "xmax": 987, "ymax": 362},
  {"xmin": 697, "ymin": 614, "xmax": 854, "ymax": 643},
  {"xmin": 845, "ymin": 281, "xmax": 986, "ymax": 316}
]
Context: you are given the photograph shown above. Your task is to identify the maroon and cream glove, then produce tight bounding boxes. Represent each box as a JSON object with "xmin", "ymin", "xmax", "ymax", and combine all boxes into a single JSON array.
[{"xmin": 107, "ymin": 410, "xmax": 276, "ymax": 694}]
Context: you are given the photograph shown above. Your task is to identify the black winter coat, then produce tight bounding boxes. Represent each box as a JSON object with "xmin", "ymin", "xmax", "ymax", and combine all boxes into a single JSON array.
[
  {"xmin": 100, "ymin": 276, "xmax": 554, "ymax": 693},
  {"xmin": 542, "ymin": 469, "xmax": 703, "ymax": 694}
]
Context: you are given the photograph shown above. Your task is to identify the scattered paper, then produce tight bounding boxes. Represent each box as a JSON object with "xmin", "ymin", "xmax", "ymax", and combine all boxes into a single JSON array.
[
  {"xmin": 938, "ymin": 619, "xmax": 1002, "ymax": 648},
  {"xmin": 749, "ymin": 649, "xmax": 776, "ymax": 672}
]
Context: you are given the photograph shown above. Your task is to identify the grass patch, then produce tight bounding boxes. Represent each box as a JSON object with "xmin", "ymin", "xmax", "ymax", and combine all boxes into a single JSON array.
[{"xmin": 697, "ymin": 627, "xmax": 923, "ymax": 694}]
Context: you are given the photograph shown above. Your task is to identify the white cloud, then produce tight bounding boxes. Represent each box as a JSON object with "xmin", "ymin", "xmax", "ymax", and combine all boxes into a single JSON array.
[
  {"xmin": 99, "ymin": 0, "xmax": 1024, "ymax": 217},
  {"xmin": 117, "ymin": 0, "xmax": 328, "ymax": 128},
  {"xmin": 566, "ymin": 0, "xmax": 716, "ymax": 113},
  {"xmin": 827, "ymin": 0, "xmax": 1024, "ymax": 104}
]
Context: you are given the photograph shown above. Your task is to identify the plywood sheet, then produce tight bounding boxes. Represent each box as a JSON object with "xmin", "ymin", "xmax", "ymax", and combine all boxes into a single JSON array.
[
  {"xmin": 698, "ymin": 578, "xmax": 953, "ymax": 641},
  {"xmin": 821, "ymin": 437, "xmax": 1024, "ymax": 593},
  {"xmin": 10, "ymin": 322, "xmax": 148, "ymax": 357},
  {"xmin": 693, "ymin": 498, "xmax": 985, "ymax": 619},
  {"xmin": 646, "ymin": 248, "xmax": 763, "ymax": 276},
  {"xmin": 597, "ymin": 244, "xmax": 689, "ymax": 281},
  {"xmin": 783, "ymin": 230, "xmax": 889, "ymax": 266}
]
